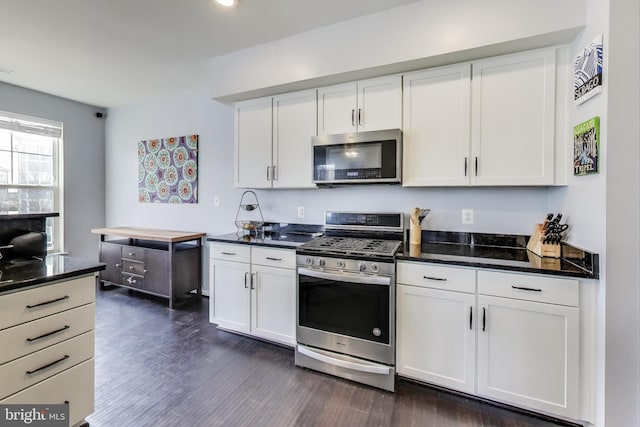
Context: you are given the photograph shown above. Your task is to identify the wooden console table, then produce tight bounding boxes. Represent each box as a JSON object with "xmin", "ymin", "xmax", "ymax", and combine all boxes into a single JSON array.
[{"xmin": 91, "ymin": 227, "xmax": 206, "ymax": 309}]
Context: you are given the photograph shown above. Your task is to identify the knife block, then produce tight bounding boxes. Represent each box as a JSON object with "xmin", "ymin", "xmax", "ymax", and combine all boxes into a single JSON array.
[{"xmin": 526, "ymin": 224, "xmax": 561, "ymax": 258}]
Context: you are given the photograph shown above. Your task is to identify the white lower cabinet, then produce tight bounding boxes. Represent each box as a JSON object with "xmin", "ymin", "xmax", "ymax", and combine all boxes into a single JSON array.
[
  {"xmin": 397, "ymin": 262, "xmax": 580, "ymax": 420},
  {"xmin": 209, "ymin": 242, "xmax": 296, "ymax": 346},
  {"xmin": 477, "ymin": 271, "xmax": 579, "ymax": 419}
]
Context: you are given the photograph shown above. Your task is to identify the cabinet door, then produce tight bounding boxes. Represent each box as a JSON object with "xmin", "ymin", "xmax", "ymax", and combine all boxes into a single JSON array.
[
  {"xmin": 143, "ymin": 248, "xmax": 169, "ymax": 297},
  {"xmin": 99, "ymin": 241, "xmax": 122, "ymax": 284},
  {"xmin": 402, "ymin": 65, "xmax": 471, "ymax": 186},
  {"xmin": 250, "ymin": 264, "xmax": 296, "ymax": 346},
  {"xmin": 235, "ymin": 97, "xmax": 273, "ymax": 188},
  {"xmin": 357, "ymin": 75, "xmax": 402, "ymax": 132},
  {"xmin": 477, "ymin": 295, "xmax": 579, "ymax": 418},
  {"xmin": 471, "ymin": 49, "xmax": 556, "ymax": 185},
  {"xmin": 272, "ymin": 89, "xmax": 317, "ymax": 188},
  {"xmin": 209, "ymin": 260, "xmax": 251, "ymax": 334},
  {"xmin": 397, "ymin": 284, "xmax": 476, "ymax": 394},
  {"xmin": 317, "ymin": 82, "xmax": 357, "ymax": 135}
]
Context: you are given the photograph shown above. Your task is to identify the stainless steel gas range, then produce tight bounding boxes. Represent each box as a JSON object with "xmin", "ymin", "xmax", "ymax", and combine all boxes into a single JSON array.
[{"xmin": 295, "ymin": 211, "xmax": 404, "ymax": 392}]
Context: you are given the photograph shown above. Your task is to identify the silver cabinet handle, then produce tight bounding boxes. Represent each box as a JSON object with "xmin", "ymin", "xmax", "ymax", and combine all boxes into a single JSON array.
[
  {"xmin": 244, "ymin": 272, "xmax": 249, "ymax": 289},
  {"xmin": 299, "ymin": 267, "xmax": 391, "ymax": 286},
  {"xmin": 266, "ymin": 166, "xmax": 271, "ymax": 180},
  {"xmin": 115, "ymin": 263, "xmax": 121, "ymax": 268},
  {"xmin": 251, "ymin": 272, "xmax": 256, "ymax": 290},
  {"xmin": 272, "ymin": 165, "xmax": 277, "ymax": 181},
  {"xmin": 358, "ymin": 108, "xmax": 362, "ymax": 126},
  {"xmin": 351, "ymin": 109, "xmax": 355, "ymax": 126},
  {"xmin": 423, "ymin": 275, "xmax": 447, "ymax": 281}
]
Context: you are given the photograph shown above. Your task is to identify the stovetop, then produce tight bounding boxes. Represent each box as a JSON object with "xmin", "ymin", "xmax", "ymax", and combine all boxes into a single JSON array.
[{"xmin": 297, "ymin": 236, "xmax": 402, "ymax": 257}]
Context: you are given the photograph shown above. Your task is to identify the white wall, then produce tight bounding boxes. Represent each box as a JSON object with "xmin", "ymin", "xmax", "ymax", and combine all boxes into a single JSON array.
[{"xmin": 0, "ymin": 81, "xmax": 106, "ymax": 260}]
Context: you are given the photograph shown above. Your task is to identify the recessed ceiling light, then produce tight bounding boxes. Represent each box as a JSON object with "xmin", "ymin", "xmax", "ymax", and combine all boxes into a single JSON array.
[{"xmin": 216, "ymin": 0, "xmax": 236, "ymax": 6}]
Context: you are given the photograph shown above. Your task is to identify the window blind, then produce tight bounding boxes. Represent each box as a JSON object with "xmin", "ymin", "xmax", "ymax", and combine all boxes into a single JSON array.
[{"xmin": 0, "ymin": 110, "xmax": 62, "ymax": 138}]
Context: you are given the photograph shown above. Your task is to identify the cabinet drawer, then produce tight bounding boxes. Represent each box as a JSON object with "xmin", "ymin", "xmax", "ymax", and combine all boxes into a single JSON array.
[
  {"xmin": 251, "ymin": 247, "xmax": 295, "ymax": 269},
  {"xmin": 0, "ymin": 303, "xmax": 94, "ymax": 365},
  {"xmin": 477, "ymin": 270, "xmax": 579, "ymax": 307},
  {"xmin": 122, "ymin": 259, "xmax": 146, "ymax": 276},
  {"xmin": 0, "ymin": 275, "xmax": 95, "ymax": 331},
  {"xmin": 121, "ymin": 273, "xmax": 144, "ymax": 289},
  {"xmin": 0, "ymin": 331, "xmax": 94, "ymax": 400},
  {"xmin": 397, "ymin": 262, "xmax": 476, "ymax": 293},
  {"xmin": 1, "ymin": 358, "xmax": 94, "ymax": 427},
  {"xmin": 122, "ymin": 245, "xmax": 145, "ymax": 261},
  {"xmin": 209, "ymin": 243, "xmax": 251, "ymax": 263}
]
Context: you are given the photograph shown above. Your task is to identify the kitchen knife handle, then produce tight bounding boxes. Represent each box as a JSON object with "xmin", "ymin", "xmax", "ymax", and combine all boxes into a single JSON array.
[
  {"xmin": 464, "ymin": 157, "xmax": 468, "ymax": 176},
  {"xmin": 469, "ymin": 306, "xmax": 473, "ymax": 330},
  {"xmin": 351, "ymin": 109, "xmax": 355, "ymax": 127},
  {"xmin": 358, "ymin": 108, "xmax": 362, "ymax": 126},
  {"xmin": 482, "ymin": 307, "xmax": 486, "ymax": 331}
]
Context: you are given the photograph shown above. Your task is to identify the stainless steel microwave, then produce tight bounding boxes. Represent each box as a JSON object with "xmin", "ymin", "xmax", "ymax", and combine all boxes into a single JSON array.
[{"xmin": 312, "ymin": 129, "xmax": 402, "ymax": 185}]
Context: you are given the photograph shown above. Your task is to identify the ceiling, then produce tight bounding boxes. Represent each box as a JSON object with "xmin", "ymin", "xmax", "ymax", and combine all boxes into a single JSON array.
[{"xmin": 0, "ymin": 0, "xmax": 419, "ymax": 108}]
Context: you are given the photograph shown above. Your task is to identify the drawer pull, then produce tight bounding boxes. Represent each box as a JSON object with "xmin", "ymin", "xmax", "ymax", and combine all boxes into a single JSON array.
[
  {"xmin": 423, "ymin": 275, "xmax": 447, "ymax": 281},
  {"xmin": 128, "ymin": 252, "xmax": 135, "ymax": 256},
  {"xmin": 265, "ymin": 257, "xmax": 282, "ymax": 261},
  {"xmin": 26, "ymin": 325, "xmax": 70, "ymax": 342},
  {"xmin": 221, "ymin": 252, "xmax": 236, "ymax": 256},
  {"xmin": 26, "ymin": 355, "xmax": 70, "ymax": 375},
  {"xmin": 26, "ymin": 295, "xmax": 69, "ymax": 309},
  {"xmin": 511, "ymin": 285, "xmax": 542, "ymax": 292}
]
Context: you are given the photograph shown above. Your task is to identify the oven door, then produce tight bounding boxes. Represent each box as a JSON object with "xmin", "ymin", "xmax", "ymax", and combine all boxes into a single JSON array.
[{"xmin": 297, "ymin": 266, "xmax": 395, "ymax": 365}]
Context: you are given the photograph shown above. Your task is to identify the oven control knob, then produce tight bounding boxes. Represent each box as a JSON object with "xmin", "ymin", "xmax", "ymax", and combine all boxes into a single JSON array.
[
  {"xmin": 305, "ymin": 257, "xmax": 314, "ymax": 266},
  {"xmin": 370, "ymin": 263, "xmax": 379, "ymax": 273},
  {"xmin": 336, "ymin": 260, "xmax": 345, "ymax": 269},
  {"xmin": 358, "ymin": 262, "xmax": 367, "ymax": 272},
  {"xmin": 318, "ymin": 259, "xmax": 326, "ymax": 267}
]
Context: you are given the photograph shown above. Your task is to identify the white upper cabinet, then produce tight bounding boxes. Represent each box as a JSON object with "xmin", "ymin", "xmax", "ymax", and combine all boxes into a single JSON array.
[
  {"xmin": 272, "ymin": 90, "xmax": 317, "ymax": 188},
  {"xmin": 235, "ymin": 90, "xmax": 317, "ymax": 189},
  {"xmin": 235, "ymin": 97, "xmax": 273, "ymax": 189},
  {"xmin": 402, "ymin": 64, "xmax": 472, "ymax": 186},
  {"xmin": 470, "ymin": 49, "xmax": 556, "ymax": 185},
  {"xmin": 317, "ymin": 75, "xmax": 402, "ymax": 135},
  {"xmin": 402, "ymin": 47, "xmax": 558, "ymax": 187}
]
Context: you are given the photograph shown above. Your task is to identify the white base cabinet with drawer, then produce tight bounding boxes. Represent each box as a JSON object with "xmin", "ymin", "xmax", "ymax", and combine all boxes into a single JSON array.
[
  {"xmin": 396, "ymin": 261, "xmax": 581, "ymax": 421},
  {"xmin": 0, "ymin": 274, "xmax": 96, "ymax": 427},
  {"xmin": 209, "ymin": 242, "xmax": 296, "ymax": 346},
  {"xmin": 397, "ymin": 263, "xmax": 477, "ymax": 394}
]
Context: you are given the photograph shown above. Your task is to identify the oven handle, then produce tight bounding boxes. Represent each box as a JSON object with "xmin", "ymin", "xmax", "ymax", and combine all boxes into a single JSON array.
[
  {"xmin": 297, "ymin": 268, "xmax": 391, "ymax": 286},
  {"xmin": 297, "ymin": 345, "xmax": 391, "ymax": 375}
]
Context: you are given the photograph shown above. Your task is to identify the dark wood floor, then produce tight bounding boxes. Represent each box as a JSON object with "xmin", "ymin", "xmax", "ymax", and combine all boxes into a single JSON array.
[{"xmin": 87, "ymin": 287, "xmax": 570, "ymax": 427}]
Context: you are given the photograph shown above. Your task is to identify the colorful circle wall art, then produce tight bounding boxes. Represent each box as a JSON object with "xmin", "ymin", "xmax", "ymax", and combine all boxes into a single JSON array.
[{"xmin": 138, "ymin": 135, "xmax": 198, "ymax": 203}]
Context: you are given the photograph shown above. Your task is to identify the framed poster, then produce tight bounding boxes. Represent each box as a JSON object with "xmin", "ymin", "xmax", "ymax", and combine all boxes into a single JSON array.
[
  {"xmin": 574, "ymin": 35, "xmax": 603, "ymax": 105},
  {"xmin": 138, "ymin": 135, "xmax": 198, "ymax": 203},
  {"xmin": 573, "ymin": 117, "xmax": 599, "ymax": 176}
]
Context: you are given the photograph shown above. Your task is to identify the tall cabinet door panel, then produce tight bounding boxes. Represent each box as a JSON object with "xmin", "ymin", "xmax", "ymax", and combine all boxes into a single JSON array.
[
  {"xmin": 471, "ymin": 49, "xmax": 556, "ymax": 185},
  {"xmin": 273, "ymin": 89, "xmax": 317, "ymax": 188},
  {"xmin": 251, "ymin": 264, "xmax": 296, "ymax": 346},
  {"xmin": 317, "ymin": 83, "xmax": 357, "ymax": 135},
  {"xmin": 477, "ymin": 295, "xmax": 579, "ymax": 418},
  {"xmin": 402, "ymin": 65, "xmax": 471, "ymax": 186},
  {"xmin": 210, "ymin": 260, "xmax": 251, "ymax": 334},
  {"xmin": 99, "ymin": 242, "xmax": 122, "ymax": 284},
  {"xmin": 357, "ymin": 75, "xmax": 402, "ymax": 132},
  {"xmin": 235, "ymin": 97, "xmax": 273, "ymax": 188},
  {"xmin": 397, "ymin": 284, "xmax": 476, "ymax": 394}
]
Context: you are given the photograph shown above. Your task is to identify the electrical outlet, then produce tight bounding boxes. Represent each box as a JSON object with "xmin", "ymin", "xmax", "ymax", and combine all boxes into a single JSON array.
[
  {"xmin": 297, "ymin": 206, "xmax": 305, "ymax": 218},
  {"xmin": 461, "ymin": 209, "xmax": 474, "ymax": 224},
  {"xmin": 214, "ymin": 196, "xmax": 220, "ymax": 207}
]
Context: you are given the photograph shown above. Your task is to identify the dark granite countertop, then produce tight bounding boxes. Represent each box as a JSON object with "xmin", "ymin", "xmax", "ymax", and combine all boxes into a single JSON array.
[
  {"xmin": 208, "ymin": 231, "xmax": 318, "ymax": 249},
  {"xmin": 398, "ymin": 231, "xmax": 599, "ymax": 279},
  {"xmin": 0, "ymin": 255, "xmax": 105, "ymax": 294}
]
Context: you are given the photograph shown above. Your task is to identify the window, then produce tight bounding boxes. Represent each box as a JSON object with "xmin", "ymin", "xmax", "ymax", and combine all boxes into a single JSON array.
[{"xmin": 0, "ymin": 111, "xmax": 62, "ymax": 251}]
